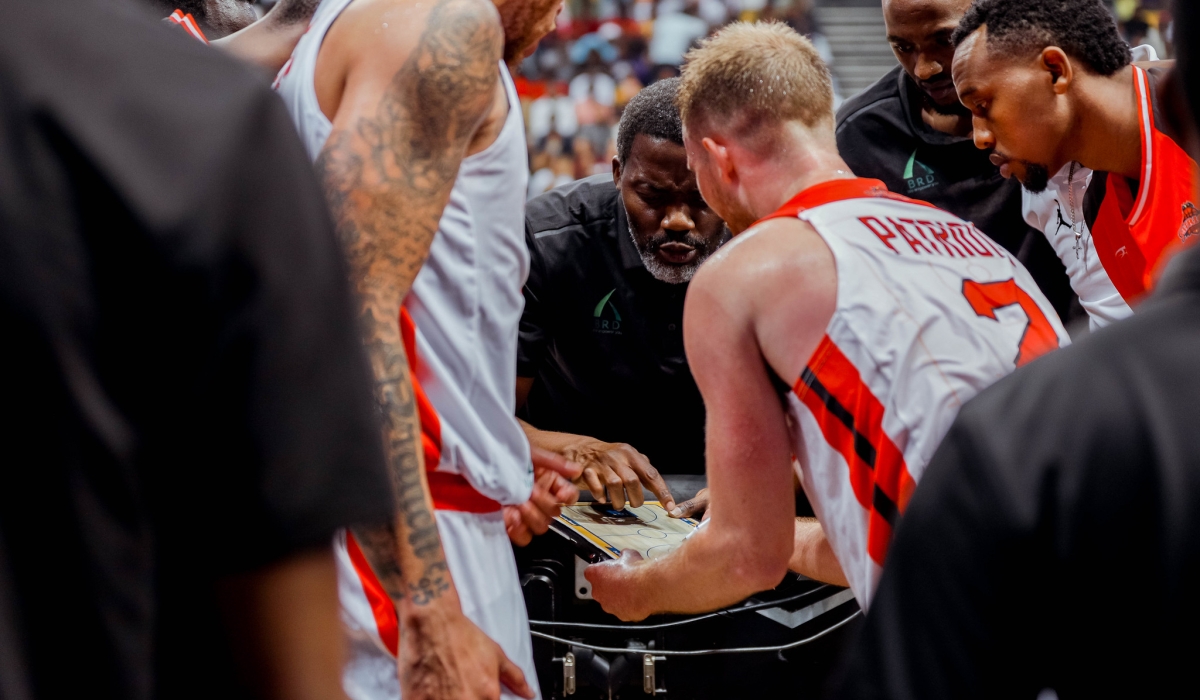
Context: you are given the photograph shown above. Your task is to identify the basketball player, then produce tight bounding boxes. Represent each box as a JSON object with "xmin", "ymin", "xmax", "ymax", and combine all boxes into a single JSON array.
[
  {"xmin": 953, "ymin": 0, "xmax": 1199, "ymax": 311},
  {"xmin": 276, "ymin": 0, "xmax": 570, "ymax": 698},
  {"xmin": 585, "ymin": 21, "xmax": 1070, "ymax": 617}
]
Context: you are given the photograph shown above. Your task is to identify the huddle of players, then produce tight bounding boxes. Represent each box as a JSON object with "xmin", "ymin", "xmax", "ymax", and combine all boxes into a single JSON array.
[{"xmin": 272, "ymin": 0, "xmax": 1198, "ymax": 698}]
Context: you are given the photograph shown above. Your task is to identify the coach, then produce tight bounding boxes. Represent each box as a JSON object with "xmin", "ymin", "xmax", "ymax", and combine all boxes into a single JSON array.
[{"xmin": 518, "ymin": 78, "xmax": 728, "ymax": 514}]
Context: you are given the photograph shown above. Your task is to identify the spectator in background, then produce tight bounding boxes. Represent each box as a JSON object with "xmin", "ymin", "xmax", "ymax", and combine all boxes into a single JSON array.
[
  {"xmin": 521, "ymin": 0, "xmax": 839, "ymax": 194},
  {"xmin": 649, "ymin": 0, "xmax": 709, "ymax": 68},
  {"xmin": 528, "ymin": 80, "xmax": 578, "ymax": 145},
  {"xmin": 573, "ymin": 51, "xmax": 619, "ymax": 163}
]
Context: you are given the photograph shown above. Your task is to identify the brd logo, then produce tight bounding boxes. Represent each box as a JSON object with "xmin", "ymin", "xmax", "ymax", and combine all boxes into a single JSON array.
[{"xmin": 593, "ymin": 288, "xmax": 623, "ymax": 334}]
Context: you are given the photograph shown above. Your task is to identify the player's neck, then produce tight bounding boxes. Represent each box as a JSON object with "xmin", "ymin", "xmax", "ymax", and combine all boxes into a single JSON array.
[
  {"xmin": 1069, "ymin": 66, "xmax": 1143, "ymax": 180},
  {"xmin": 747, "ymin": 150, "xmax": 857, "ymax": 222}
]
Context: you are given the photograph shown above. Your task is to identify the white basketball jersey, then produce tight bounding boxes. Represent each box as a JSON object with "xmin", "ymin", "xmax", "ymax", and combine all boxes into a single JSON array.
[
  {"xmin": 1023, "ymin": 164, "xmax": 1133, "ymax": 330},
  {"xmin": 763, "ymin": 179, "xmax": 1071, "ymax": 608},
  {"xmin": 275, "ymin": 0, "xmax": 533, "ymax": 506}
]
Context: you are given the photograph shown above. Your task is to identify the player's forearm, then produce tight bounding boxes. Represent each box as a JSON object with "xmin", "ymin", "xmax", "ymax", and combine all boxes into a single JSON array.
[
  {"xmin": 788, "ymin": 518, "xmax": 849, "ymax": 587},
  {"xmin": 352, "ymin": 331, "xmax": 458, "ymax": 613},
  {"xmin": 634, "ymin": 523, "xmax": 790, "ymax": 616}
]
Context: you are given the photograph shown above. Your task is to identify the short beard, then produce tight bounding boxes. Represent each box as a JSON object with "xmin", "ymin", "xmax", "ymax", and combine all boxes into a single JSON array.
[
  {"xmin": 1019, "ymin": 162, "xmax": 1053, "ymax": 194},
  {"xmin": 625, "ymin": 210, "xmax": 723, "ymax": 284}
]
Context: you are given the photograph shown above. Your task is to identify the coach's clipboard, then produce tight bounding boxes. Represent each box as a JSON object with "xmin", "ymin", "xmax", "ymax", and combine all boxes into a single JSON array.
[{"xmin": 551, "ymin": 501, "xmax": 701, "ymax": 562}]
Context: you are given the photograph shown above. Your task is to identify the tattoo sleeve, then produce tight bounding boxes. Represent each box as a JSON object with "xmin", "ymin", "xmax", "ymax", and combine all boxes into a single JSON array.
[{"xmin": 316, "ymin": 0, "xmax": 503, "ymax": 608}]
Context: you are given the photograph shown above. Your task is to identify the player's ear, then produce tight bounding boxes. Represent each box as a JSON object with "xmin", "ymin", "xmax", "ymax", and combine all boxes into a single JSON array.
[
  {"xmin": 701, "ymin": 137, "xmax": 735, "ymax": 184},
  {"xmin": 612, "ymin": 155, "xmax": 622, "ymax": 187},
  {"xmin": 1041, "ymin": 47, "xmax": 1073, "ymax": 95}
]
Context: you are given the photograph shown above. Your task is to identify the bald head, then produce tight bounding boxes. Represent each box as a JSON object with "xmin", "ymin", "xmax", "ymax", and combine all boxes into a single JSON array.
[{"xmin": 883, "ymin": 0, "xmax": 972, "ymax": 109}]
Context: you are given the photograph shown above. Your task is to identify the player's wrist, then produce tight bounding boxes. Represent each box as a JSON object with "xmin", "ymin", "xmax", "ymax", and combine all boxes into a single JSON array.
[{"xmin": 396, "ymin": 584, "xmax": 464, "ymax": 626}]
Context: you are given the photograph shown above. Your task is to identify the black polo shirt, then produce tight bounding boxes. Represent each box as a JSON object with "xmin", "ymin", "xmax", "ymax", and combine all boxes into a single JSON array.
[
  {"xmin": 518, "ymin": 175, "xmax": 706, "ymax": 475},
  {"xmin": 837, "ymin": 65, "xmax": 1078, "ymax": 322}
]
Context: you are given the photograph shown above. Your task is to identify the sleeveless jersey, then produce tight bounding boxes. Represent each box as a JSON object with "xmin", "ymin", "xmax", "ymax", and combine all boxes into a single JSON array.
[
  {"xmin": 276, "ymin": 0, "xmax": 533, "ymax": 510},
  {"xmin": 1082, "ymin": 66, "xmax": 1200, "ymax": 304},
  {"xmin": 274, "ymin": 0, "xmax": 534, "ymax": 663},
  {"xmin": 760, "ymin": 178, "xmax": 1071, "ymax": 607}
]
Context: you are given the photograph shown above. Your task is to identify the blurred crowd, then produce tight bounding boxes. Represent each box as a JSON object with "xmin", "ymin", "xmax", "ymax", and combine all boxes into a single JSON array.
[
  {"xmin": 511, "ymin": 0, "xmax": 837, "ymax": 199},
  {"xmin": 1113, "ymin": 0, "xmax": 1175, "ymax": 59},
  {"xmin": 508, "ymin": 0, "xmax": 1180, "ymax": 199}
]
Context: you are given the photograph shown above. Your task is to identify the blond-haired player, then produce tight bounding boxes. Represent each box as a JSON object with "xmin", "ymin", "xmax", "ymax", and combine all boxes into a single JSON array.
[{"xmin": 586, "ymin": 22, "xmax": 1069, "ymax": 617}]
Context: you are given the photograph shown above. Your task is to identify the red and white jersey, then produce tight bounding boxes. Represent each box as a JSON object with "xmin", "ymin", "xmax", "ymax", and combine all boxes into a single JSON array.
[
  {"xmin": 163, "ymin": 8, "xmax": 208, "ymax": 43},
  {"xmin": 1081, "ymin": 66, "xmax": 1199, "ymax": 305},
  {"xmin": 1023, "ymin": 164, "xmax": 1133, "ymax": 330},
  {"xmin": 760, "ymin": 178, "xmax": 1070, "ymax": 607}
]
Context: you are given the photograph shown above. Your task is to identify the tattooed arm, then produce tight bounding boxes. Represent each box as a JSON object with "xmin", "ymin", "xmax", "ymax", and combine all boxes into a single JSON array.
[{"xmin": 314, "ymin": 0, "xmax": 531, "ymax": 697}]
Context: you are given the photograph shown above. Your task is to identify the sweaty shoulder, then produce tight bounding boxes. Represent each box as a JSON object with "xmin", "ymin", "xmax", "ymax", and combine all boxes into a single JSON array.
[
  {"xmin": 320, "ymin": 0, "xmax": 502, "ymax": 99},
  {"xmin": 689, "ymin": 217, "xmax": 837, "ymax": 383}
]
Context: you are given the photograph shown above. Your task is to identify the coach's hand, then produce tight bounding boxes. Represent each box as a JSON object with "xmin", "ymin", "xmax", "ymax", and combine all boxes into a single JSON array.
[
  {"xmin": 398, "ymin": 599, "xmax": 534, "ymax": 700},
  {"xmin": 563, "ymin": 439, "xmax": 677, "ymax": 513},
  {"xmin": 672, "ymin": 487, "xmax": 710, "ymax": 520},
  {"xmin": 505, "ymin": 446, "xmax": 581, "ymax": 546}
]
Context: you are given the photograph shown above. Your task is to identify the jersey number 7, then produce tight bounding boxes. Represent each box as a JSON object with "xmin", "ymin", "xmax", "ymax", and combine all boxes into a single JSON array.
[{"xmin": 962, "ymin": 279, "xmax": 1059, "ymax": 366}]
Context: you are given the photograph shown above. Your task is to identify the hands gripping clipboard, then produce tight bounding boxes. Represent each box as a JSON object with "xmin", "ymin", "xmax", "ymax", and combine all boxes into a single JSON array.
[{"xmin": 552, "ymin": 501, "xmax": 701, "ymax": 562}]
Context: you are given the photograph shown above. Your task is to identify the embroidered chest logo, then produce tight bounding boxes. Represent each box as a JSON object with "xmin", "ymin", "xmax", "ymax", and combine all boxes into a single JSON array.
[
  {"xmin": 593, "ymin": 288, "xmax": 623, "ymax": 335},
  {"xmin": 1179, "ymin": 202, "xmax": 1200, "ymax": 242},
  {"xmin": 903, "ymin": 150, "xmax": 937, "ymax": 194}
]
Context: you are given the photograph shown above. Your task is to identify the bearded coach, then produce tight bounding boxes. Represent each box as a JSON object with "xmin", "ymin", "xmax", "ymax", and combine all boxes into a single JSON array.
[{"xmin": 517, "ymin": 78, "xmax": 729, "ymax": 515}]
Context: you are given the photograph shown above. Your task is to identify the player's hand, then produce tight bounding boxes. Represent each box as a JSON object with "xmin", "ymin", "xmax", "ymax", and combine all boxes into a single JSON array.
[
  {"xmin": 397, "ymin": 599, "xmax": 535, "ymax": 700},
  {"xmin": 585, "ymin": 549, "xmax": 651, "ymax": 621},
  {"xmin": 562, "ymin": 439, "xmax": 676, "ymax": 513},
  {"xmin": 505, "ymin": 446, "xmax": 582, "ymax": 546},
  {"xmin": 672, "ymin": 487, "xmax": 711, "ymax": 520}
]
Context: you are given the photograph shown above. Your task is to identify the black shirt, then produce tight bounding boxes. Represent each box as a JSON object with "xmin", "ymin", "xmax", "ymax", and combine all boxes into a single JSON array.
[
  {"xmin": 837, "ymin": 65, "xmax": 1077, "ymax": 322},
  {"xmin": 0, "ymin": 2, "xmax": 391, "ymax": 698},
  {"xmin": 834, "ymin": 245, "xmax": 1200, "ymax": 699},
  {"xmin": 518, "ymin": 175, "xmax": 706, "ymax": 475}
]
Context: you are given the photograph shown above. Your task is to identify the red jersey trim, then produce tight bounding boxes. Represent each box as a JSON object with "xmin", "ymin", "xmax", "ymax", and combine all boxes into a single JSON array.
[
  {"xmin": 756, "ymin": 178, "xmax": 939, "ymax": 226},
  {"xmin": 399, "ymin": 307, "xmax": 503, "ymax": 513},
  {"xmin": 345, "ymin": 532, "xmax": 400, "ymax": 656},
  {"xmin": 166, "ymin": 9, "xmax": 208, "ymax": 44},
  {"xmin": 1130, "ymin": 66, "xmax": 1154, "ymax": 226},
  {"xmin": 792, "ymin": 336, "xmax": 916, "ymax": 567},
  {"xmin": 400, "ymin": 309, "xmax": 443, "ymax": 472}
]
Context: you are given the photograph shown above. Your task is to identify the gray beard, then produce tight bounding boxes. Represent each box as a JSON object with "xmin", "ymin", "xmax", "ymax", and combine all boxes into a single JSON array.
[
  {"xmin": 628, "ymin": 222, "xmax": 714, "ymax": 284},
  {"xmin": 623, "ymin": 202, "xmax": 719, "ymax": 285}
]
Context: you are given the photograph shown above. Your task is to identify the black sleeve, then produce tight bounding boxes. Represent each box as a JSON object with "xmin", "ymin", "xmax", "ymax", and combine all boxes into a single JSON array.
[
  {"xmin": 517, "ymin": 222, "xmax": 548, "ymax": 379},
  {"xmin": 165, "ymin": 87, "xmax": 394, "ymax": 573},
  {"xmin": 831, "ymin": 415, "xmax": 1052, "ymax": 700}
]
